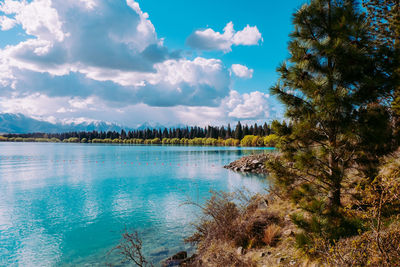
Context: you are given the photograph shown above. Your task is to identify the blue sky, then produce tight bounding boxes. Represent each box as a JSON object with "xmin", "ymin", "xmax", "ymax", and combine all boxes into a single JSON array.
[
  {"xmin": 0, "ymin": 0, "xmax": 306, "ymax": 127},
  {"xmin": 140, "ymin": 0, "xmax": 301, "ymax": 90}
]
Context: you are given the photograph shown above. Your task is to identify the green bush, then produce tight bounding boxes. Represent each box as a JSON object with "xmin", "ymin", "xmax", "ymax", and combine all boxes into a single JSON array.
[
  {"xmin": 240, "ymin": 135, "xmax": 255, "ymax": 147},
  {"xmin": 263, "ymin": 134, "xmax": 279, "ymax": 147}
]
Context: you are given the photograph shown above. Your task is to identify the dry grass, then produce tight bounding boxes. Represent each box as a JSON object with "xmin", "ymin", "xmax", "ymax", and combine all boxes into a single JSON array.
[
  {"xmin": 262, "ymin": 224, "xmax": 282, "ymax": 246},
  {"xmin": 314, "ymin": 221, "xmax": 400, "ymax": 267},
  {"xmin": 187, "ymin": 242, "xmax": 257, "ymax": 267}
]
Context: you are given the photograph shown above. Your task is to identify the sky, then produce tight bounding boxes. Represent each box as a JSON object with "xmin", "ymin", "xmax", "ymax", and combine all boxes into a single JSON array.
[{"xmin": 0, "ymin": 0, "xmax": 306, "ymax": 127}]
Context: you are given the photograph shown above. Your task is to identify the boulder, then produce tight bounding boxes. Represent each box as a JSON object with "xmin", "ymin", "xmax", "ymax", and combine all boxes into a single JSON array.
[
  {"xmin": 282, "ymin": 229, "xmax": 295, "ymax": 237},
  {"xmin": 236, "ymin": 246, "xmax": 244, "ymax": 255},
  {"xmin": 161, "ymin": 251, "xmax": 188, "ymax": 267},
  {"xmin": 258, "ymin": 199, "xmax": 268, "ymax": 210}
]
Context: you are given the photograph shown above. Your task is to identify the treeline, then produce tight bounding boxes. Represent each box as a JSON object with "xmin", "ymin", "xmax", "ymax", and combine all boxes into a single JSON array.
[
  {"xmin": 0, "ymin": 121, "xmax": 271, "ymax": 140},
  {"xmin": 0, "ymin": 121, "xmax": 281, "ymax": 147}
]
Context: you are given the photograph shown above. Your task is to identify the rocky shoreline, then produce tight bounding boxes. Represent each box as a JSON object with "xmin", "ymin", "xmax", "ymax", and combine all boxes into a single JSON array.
[{"xmin": 224, "ymin": 153, "xmax": 270, "ymax": 174}]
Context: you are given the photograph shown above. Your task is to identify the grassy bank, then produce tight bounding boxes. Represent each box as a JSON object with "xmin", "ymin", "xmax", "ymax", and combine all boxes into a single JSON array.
[{"xmin": 0, "ymin": 134, "xmax": 279, "ymax": 147}]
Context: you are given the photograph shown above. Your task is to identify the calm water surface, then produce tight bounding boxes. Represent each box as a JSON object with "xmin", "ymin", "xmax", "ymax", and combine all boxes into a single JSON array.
[{"xmin": 0, "ymin": 143, "xmax": 272, "ymax": 266}]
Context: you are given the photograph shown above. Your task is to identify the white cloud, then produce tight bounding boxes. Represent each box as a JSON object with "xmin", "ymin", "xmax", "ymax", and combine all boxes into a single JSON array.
[
  {"xmin": 230, "ymin": 64, "xmax": 253, "ymax": 79},
  {"xmin": 0, "ymin": 0, "xmax": 231, "ymax": 108},
  {"xmin": 227, "ymin": 91, "xmax": 270, "ymax": 119},
  {"xmin": 186, "ymin": 22, "xmax": 262, "ymax": 52},
  {"xmin": 68, "ymin": 97, "xmax": 96, "ymax": 110},
  {"xmin": 0, "ymin": 15, "xmax": 17, "ymax": 30},
  {"xmin": 172, "ymin": 90, "xmax": 272, "ymax": 126},
  {"xmin": 0, "ymin": 90, "xmax": 274, "ymax": 127},
  {"xmin": 233, "ymin": 25, "xmax": 263, "ymax": 46},
  {"xmin": 0, "ymin": 93, "xmax": 71, "ymax": 116},
  {"xmin": 0, "ymin": 56, "xmax": 16, "ymax": 88},
  {"xmin": 0, "ymin": 0, "xmax": 65, "ymax": 41},
  {"xmin": 0, "ymin": 1, "xmax": 276, "ymax": 126},
  {"xmin": 78, "ymin": 0, "xmax": 97, "ymax": 10}
]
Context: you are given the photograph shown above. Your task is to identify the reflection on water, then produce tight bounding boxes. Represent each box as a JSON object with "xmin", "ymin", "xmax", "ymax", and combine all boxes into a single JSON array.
[{"xmin": 0, "ymin": 143, "xmax": 272, "ymax": 266}]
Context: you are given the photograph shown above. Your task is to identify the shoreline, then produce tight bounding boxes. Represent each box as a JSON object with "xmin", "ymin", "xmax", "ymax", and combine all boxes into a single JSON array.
[
  {"xmin": 0, "ymin": 134, "xmax": 279, "ymax": 147},
  {"xmin": 0, "ymin": 139, "xmax": 276, "ymax": 148}
]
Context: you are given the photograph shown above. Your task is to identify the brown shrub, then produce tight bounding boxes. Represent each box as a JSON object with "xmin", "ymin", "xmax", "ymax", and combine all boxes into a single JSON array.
[
  {"xmin": 184, "ymin": 190, "xmax": 283, "ymax": 264},
  {"xmin": 235, "ymin": 210, "xmax": 281, "ymax": 248},
  {"xmin": 110, "ymin": 229, "xmax": 153, "ymax": 267},
  {"xmin": 262, "ymin": 224, "xmax": 282, "ymax": 246},
  {"xmin": 314, "ymin": 222, "xmax": 400, "ymax": 266},
  {"xmin": 184, "ymin": 191, "xmax": 241, "ymax": 245}
]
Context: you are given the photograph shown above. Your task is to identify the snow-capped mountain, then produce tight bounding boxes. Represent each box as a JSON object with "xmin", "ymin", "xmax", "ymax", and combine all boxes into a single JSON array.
[
  {"xmin": 135, "ymin": 122, "xmax": 167, "ymax": 130},
  {"xmin": 135, "ymin": 122, "xmax": 191, "ymax": 130},
  {"xmin": 0, "ymin": 113, "xmax": 132, "ymax": 134},
  {"xmin": 0, "ymin": 113, "xmax": 190, "ymax": 134}
]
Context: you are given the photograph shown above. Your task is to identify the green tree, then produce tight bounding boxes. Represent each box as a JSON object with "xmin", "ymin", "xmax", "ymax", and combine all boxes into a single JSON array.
[
  {"xmin": 267, "ymin": 0, "xmax": 393, "ymax": 240},
  {"xmin": 234, "ymin": 121, "xmax": 243, "ymax": 140},
  {"xmin": 363, "ymin": 0, "xmax": 400, "ymax": 140}
]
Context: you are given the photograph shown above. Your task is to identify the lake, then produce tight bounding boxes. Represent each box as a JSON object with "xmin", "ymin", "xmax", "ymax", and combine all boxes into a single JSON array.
[{"xmin": 0, "ymin": 143, "xmax": 272, "ymax": 266}]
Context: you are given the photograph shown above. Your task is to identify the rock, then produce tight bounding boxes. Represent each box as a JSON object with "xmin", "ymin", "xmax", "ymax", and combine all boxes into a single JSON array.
[
  {"xmin": 224, "ymin": 153, "xmax": 270, "ymax": 174},
  {"xmin": 282, "ymin": 229, "xmax": 295, "ymax": 237},
  {"xmin": 236, "ymin": 246, "xmax": 244, "ymax": 255},
  {"xmin": 180, "ymin": 253, "xmax": 197, "ymax": 266},
  {"xmin": 162, "ymin": 259, "xmax": 181, "ymax": 267},
  {"xmin": 277, "ymin": 257, "xmax": 286, "ymax": 264},
  {"xmin": 258, "ymin": 199, "xmax": 268, "ymax": 209},
  {"xmin": 172, "ymin": 251, "xmax": 187, "ymax": 260},
  {"xmin": 161, "ymin": 251, "xmax": 188, "ymax": 267}
]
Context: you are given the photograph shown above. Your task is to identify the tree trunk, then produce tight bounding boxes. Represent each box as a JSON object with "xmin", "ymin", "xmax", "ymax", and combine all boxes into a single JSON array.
[
  {"xmin": 329, "ymin": 183, "xmax": 341, "ymax": 214},
  {"xmin": 328, "ymin": 150, "xmax": 341, "ymax": 214}
]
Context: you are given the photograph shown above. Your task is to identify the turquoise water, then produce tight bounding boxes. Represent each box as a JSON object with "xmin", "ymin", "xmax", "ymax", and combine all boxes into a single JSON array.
[{"xmin": 0, "ymin": 143, "xmax": 271, "ymax": 266}]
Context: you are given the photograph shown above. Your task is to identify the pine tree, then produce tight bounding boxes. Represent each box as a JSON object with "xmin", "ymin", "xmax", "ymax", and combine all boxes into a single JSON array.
[
  {"xmin": 363, "ymin": 0, "xmax": 400, "ymax": 49},
  {"xmin": 121, "ymin": 129, "xmax": 127, "ymax": 140},
  {"xmin": 226, "ymin": 123, "xmax": 232, "ymax": 138},
  {"xmin": 234, "ymin": 121, "xmax": 243, "ymax": 140},
  {"xmin": 363, "ymin": 0, "xmax": 400, "ymax": 141},
  {"xmin": 263, "ymin": 122, "xmax": 270, "ymax": 135},
  {"xmin": 267, "ymin": 0, "xmax": 394, "ymax": 240}
]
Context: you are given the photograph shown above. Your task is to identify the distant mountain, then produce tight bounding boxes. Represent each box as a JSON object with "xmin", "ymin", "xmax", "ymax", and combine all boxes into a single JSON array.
[
  {"xmin": 135, "ymin": 122, "xmax": 189, "ymax": 130},
  {"xmin": 62, "ymin": 120, "xmax": 132, "ymax": 133},
  {"xmin": 0, "ymin": 113, "xmax": 58, "ymax": 134},
  {"xmin": 136, "ymin": 122, "xmax": 166, "ymax": 130},
  {"xmin": 0, "ymin": 113, "xmax": 190, "ymax": 134},
  {"xmin": 0, "ymin": 113, "xmax": 132, "ymax": 134}
]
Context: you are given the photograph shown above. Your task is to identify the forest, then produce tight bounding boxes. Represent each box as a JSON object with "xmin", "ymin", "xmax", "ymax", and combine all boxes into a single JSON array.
[{"xmin": 0, "ymin": 121, "xmax": 281, "ymax": 147}]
